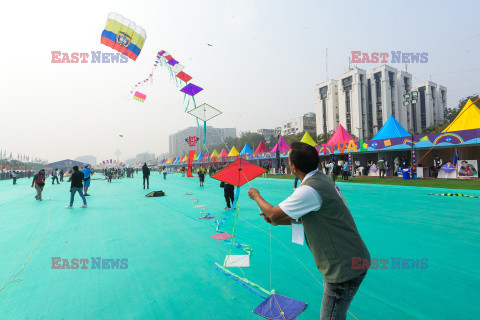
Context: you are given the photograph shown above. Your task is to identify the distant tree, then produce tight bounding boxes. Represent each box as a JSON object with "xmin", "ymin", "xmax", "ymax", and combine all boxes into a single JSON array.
[
  {"xmin": 420, "ymin": 94, "xmax": 479, "ymax": 134},
  {"xmin": 237, "ymin": 132, "xmax": 263, "ymax": 150},
  {"xmin": 284, "ymin": 131, "xmax": 306, "ymax": 146},
  {"xmin": 317, "ymin": 131, "xmax": 334, "ymax": 145}
]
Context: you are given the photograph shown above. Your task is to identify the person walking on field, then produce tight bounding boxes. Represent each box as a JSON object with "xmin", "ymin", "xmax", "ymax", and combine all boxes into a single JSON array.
[
  {"xmin": 81, "ymin": 165, "xmax": 93, "ymax": 196},
  {"xmin": 377, "ymin": 158, "xmax": 387, "ymax": 178},
  {"xmin": 220, "ymin": 181, "xmax": 235, "ymax": 209},
  {"xmin": 248, "ymin": 142, "xmax": 370, "ymax": 320},
  {"xmin": 31, "ymin": 169, "xmax": 46, "ymax": 201},
  {"xmin": 52, "ymin": 169, "xmax": 60, "ymax": 184},
  {"xmin": 142, "ymin": 163, "xmax": 150, "ymax": 189},
  {"xmin": 66, "ymin": 166, "xmax": 87, "ymax": 208},
  {"xmin": 59, "ymin": 169, "xmax": 64, "ymax": 182}
]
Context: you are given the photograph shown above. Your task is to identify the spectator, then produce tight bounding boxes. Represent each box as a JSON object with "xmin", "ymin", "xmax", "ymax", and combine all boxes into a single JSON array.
[{"xmin": 65, "ymin": 166, "xmax": 87, "ymax": 208}]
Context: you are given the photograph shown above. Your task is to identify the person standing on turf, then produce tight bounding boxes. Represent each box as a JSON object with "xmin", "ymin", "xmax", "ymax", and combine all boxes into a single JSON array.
[
  {"xmin": 81, "ymin": 164, "xmax": 93, "ymax": 196},
  {"xmin": 198, "ymin": 167, "xmax": 205, "ymax": 187},
  {"xmin": 60, "ymin": 169, "xmax": 64, "ymax": 182},
  {"xmin": 142, "ymin": 162, "xmax": 150, "ymax": 189},
  {"xmin": 66, "ymin": 166, "xmax": 87, "ymax": 208},
  {"xmin": 220, "ymin": 181, "xmax": 235, "ymax": 209},
  {"xmin": 248, "ymin": 142, "xmax": 370, "ymax": 320},
  {"xmin": 31, "ymin": 169, "xmax": 46, "ymax": 201}
]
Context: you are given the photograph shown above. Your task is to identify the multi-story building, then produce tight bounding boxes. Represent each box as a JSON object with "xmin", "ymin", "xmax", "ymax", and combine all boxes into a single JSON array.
[
  {"xmin": 337, "ymin": 68, "xmax": 367, "ymax": 140},
  {"xmin": 75, "ymin": 155, "xmax": 97, "ymax": 166},
  {"xmin": 281, "ymin": 113, "xmax": 316, "ymax": 136},
  {"xmin": 169, "ymin": 126, "xmax": 236, "ymax": 157},
  {"xmin": 257, "ymin": 129, "xmax": 276, "ymax": 139},
  {"xmin": 412, "ymin": 81, "xmax": 447, "ymax": 133},
  {"xmin": 315, "ymin": 65, "xmax": 447, "ymax": 138},
  {"xmin": 314, "ymin": 80, "xmax": 339, "ymax": 136}
]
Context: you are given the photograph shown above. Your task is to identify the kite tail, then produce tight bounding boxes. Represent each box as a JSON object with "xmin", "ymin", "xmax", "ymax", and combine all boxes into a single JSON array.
[
  {"xmin": 213, "ymin": 263, "xmax": 274, "ymax": 299},
  {"xmin": 215, "ymin": 188, "xmax": 241, "ymax": 231},
  {"xmin": 203, "ymin": 121, "xmax": 207, "ymax": 151},
  {"xmin": 184, "ymin": 97, "xmax": 190, "ymax": 112}
]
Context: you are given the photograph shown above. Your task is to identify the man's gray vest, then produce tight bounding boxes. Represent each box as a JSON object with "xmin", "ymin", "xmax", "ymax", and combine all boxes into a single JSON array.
[{"xmin": 302, "ymin": 171, "xmax": 370, "ymax": 283}]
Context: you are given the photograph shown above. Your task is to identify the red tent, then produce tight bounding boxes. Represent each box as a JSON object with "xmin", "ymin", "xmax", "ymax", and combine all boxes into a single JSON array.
[
  {"xmin": 325, "ymin": 124, "xmax": 357, "ymax": 145},
  {"xmin": 212, "ymin": 159, "xmax": 266, "ymax": 187},
  {"xmin": 254, "ymin": 140, "xmax": 270, "ymax": 153}
]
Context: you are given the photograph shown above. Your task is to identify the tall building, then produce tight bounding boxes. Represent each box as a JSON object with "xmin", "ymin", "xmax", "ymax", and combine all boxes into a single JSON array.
[
  {"xmin": 75, "ymin": 155, "xmax": 97, "ymax": 166},
  {"xmin": 314, "ymin": 65, "xmax": 447, "ymax": 138},
  {"xmin": 315, "ymin": 80, "xmax": 339, "ymax": 136},
  {"xmin": 337, "ymin": 68, "xmax": 367, "ymax": 139},
  {"xmin": 280, "ymin": 113, "xmax": 316, "ymax": 136},
  {"xmin": 169, "ymin": 126, "xmax": 236, "ymax": 157},
  {"xmin": 412, "ymin": 81, "xmax": 447, "ymax": 133}
]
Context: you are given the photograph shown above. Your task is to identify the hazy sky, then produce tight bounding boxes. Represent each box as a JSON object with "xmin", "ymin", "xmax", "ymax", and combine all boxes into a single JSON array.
[{"xmin": 1, "ymin": 0, "xmax": 479, "ymax": 162}]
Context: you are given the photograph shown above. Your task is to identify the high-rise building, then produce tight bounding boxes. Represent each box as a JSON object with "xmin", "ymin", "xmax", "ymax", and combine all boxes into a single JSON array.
[
  {"xmin": 315, "ymin": 65, "xmax": 447, "ymax": 138},
  {"xmin": 280, "ymin": 113, "xmax": 316, "ymax": 136},
  {"xmin": 315, "ymin": 80, "xmax": 339, "ymax": 136},
  {"xmin": 169, "ymin": 126, "xmax": 236, "ymax": 157}
]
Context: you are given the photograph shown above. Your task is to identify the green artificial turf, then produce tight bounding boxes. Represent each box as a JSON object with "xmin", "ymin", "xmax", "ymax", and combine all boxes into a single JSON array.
[{"xmin": 0, "ymin": 174, "xmax": 479, "ymax": 319}]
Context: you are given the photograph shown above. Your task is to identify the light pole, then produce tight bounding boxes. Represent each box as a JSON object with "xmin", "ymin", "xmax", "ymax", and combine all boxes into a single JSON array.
[{"xmin": 403, "ymin": 91, "xmax": 418, "ymax": 179}]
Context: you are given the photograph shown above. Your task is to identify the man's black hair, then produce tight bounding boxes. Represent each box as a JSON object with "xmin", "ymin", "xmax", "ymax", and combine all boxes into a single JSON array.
[
  {"xmin": 72, "ymin": 165, "xmax": 79, "ymax": 171},
  {"xmin": 289, "ymin": 142, "xmax": 319, "ymax": 173}
]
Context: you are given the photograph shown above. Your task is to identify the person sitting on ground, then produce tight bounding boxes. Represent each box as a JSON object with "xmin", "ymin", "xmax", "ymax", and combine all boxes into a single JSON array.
[{"xmin": 248, "ymin": 142, "xmax": 370, "ymax": 320}]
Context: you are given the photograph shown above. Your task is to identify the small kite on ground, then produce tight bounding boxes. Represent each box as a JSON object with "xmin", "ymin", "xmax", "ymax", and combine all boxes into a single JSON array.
[
  {"xmin": 253, "ymin": 294, "xmax": 307, "ymax": 320},
  {"xmin": 210, "ymin": 232, "xmax": 234, "ymax": 241}
]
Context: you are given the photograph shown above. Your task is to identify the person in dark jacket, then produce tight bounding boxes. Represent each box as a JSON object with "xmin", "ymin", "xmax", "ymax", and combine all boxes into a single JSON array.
[
  {"xmin": 66, "ymin": 166, "xmax": 87, "ymax": 208},
  {"xmin": 31, "ymin": 169, "xmax": 46, "ymax": 201},
  {"xmin": 142, "ymin": 163, "xmax": 150, "ymax": 189},
  {"xmin": 220, "ymin": 181, "xmax": 235, "ymax": 209}
]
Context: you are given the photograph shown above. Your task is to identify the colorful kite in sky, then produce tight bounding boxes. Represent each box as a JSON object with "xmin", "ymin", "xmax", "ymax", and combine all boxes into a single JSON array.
[
  {"xmin": 133, "ymin": 91, "xmax": 146, "ymax": 102},
  {"xmin": 100, "ymin": 12, "xmax": 146, "ymax": 61}
]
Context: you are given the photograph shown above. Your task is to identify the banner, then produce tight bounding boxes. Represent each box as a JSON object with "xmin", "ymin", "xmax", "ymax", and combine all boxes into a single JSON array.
[
  {"xmin": 187, "ymin": 150, "xmax": 195, "ymax": 177},
  {"xmin": 457, "ymin": 160, "xmax": 478, "ymax": 178}
]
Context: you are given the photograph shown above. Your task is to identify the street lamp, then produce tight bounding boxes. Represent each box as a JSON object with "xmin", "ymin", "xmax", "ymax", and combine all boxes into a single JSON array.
[{"xmin": 403, "ymin": 91, "xmax": 418, "ymax": 179}]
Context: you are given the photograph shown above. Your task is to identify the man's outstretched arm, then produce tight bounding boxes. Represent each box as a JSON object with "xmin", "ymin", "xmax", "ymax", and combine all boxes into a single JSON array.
[{"xmin": 249, "ymin": 188, "xmax": 289, "ymax": 226}]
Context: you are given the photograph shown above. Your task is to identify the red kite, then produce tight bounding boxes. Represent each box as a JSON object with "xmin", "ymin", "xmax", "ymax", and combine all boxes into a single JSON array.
[{"xmin": 212, "ymin": 159, "xmax": 266, "ymax": 187}]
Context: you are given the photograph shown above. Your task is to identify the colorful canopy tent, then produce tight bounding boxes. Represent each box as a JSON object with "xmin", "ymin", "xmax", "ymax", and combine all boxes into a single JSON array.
[
  {"xmin": 219, "ymin": 148, "xmax": 228, "ymax": 158},
  {"xmin": 210, "ymin": 149, "xmax": 219, "ymax": 158},
  {"xmin": 196, "ymin": 152, "xmax": 203, "ymax": 161},
  {"xmin": 300, "ymin": 131, "xmax": 318, "ymax": 147},
  {"xmin": 240, "ymin": 144, "xmax": 253, "ymax": 154},
  {"xmin": 326, "ymin": 124, "xmax": 358, "ymax": 146},
  {"xmin": 228, "ymin": 146, "xmax": 239, "ymax": 157},
  {"xmin": 372, "ymin": 115, "xmax": 411, "ymax": 140},
  {"xmin": 254, "ymin": 140, "xmax": 270, "ymax": 153},
  {"xmin": 181, "ymin": 156, "xmax": 188, "ymax": 162},
  {"xmin": 270, "ymin": 136, "xmax": 291, "ymax": 153},
  {"xmin": 174, "ymin": 156, "xmax": 181, "ymax": 163},
  {"xmin": 165, "ymin": 158, "xmax": 172, "ymax": 164},
  {"xmin": 442, "ymin": 99, "xmax": 480, "ymax": 132}
]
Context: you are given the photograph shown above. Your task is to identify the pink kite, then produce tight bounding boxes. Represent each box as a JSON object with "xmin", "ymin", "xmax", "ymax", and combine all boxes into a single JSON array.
[
  {"xmin": 210, "ymin": 232, "xmax": 234, "ymax": 241},
  {"xmin": 134, "ymin": 91, "xmax": 146, "ymax": 103}
]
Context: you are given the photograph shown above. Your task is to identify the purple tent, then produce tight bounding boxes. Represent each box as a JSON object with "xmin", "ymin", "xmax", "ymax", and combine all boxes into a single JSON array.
[{"xmin": 253, "ymin": 294, "xmax": 307, "ymax": 320}]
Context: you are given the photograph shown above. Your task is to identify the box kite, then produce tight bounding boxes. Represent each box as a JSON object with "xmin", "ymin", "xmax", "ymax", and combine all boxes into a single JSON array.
[
  {"xmin": 133, "ymin": 91, "xmax": 146, "ymax": 102},
  {"xmin": 100, "ymin": 12, "xmax": 146, "ymax": 61},
  {"xmin": 253, "ymin": 294, "xmax": 307, "ymax": 320}
]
